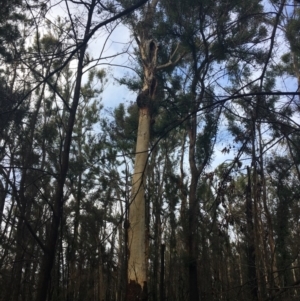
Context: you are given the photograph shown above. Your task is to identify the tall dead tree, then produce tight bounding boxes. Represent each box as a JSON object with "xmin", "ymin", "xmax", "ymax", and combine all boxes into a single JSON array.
[{"xmin": 126, "ymin": 1, "xmax": 183, "ymax": 299}]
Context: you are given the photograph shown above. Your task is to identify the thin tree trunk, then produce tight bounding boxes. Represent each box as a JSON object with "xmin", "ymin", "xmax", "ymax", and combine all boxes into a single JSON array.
[
  {"xmin": 68, "ymin": 110, "xmax": 83, "ymax": 301},
  {"xmin": 8, "ymin": 77, "xmax": 47, "ymax": 301},
  {"xmin": 117, "ymin": 196, "xmax": 125, "ymax": 301},
  {"xmin": 0, "ymin": 176, "xmax": 9, "ymax": 228},
  {"xmin": 160, "ymin": 244, "xmax": 165, "ymax": 301},
  {"xmin": 257, "ymin": 124, "xmax": 280, "ymax": 290},
  {"xmin": 187, "ymin": 118, "xmax": 200, "ymax": 301},
  {"xmin": 34, "ymin": 4, "xmax": 94, "ymax": 299},
  {"xmin": 246, "ymin": 166, "xmax": 258, "ymax": 300}
]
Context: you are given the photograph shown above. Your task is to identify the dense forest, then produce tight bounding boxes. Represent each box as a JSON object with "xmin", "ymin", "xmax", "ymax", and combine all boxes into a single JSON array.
[{"xmin": 1, "ymin": 0, "xmax": 300, "ymax": 300}]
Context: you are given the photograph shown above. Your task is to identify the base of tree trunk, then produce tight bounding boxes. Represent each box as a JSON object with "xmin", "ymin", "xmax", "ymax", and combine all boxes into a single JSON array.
[{"xmin": 126, "ymin": 280, "xmax": 148, "ymax": 301}]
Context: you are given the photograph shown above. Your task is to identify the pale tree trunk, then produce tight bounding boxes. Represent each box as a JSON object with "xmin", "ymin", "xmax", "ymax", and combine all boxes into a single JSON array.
[
  {"xmin": 127, "ymin": 106, "xmax": 151, "ymax": 299},
  {"xmin": 126, "ymin": 38, "xmax": 178, "ymax": 300},
  {"xmin": 126, "ymin": 1, "xmax": 158, "ymax": 299},
  {"xmin": 126, "ymin": 1, "xmax": 184, "ymax": 299}
]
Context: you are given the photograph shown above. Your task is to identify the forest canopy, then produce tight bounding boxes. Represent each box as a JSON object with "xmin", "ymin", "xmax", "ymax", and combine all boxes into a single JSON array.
[{"xmin": 1, "ymin": 0, "xmax": 300, "ymax": 301}]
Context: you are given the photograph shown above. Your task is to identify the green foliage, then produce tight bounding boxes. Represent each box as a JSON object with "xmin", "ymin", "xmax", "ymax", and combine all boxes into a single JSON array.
[
  {"xmin": 0, "ymin": 0, "xmax": 24, "ymax": 61},
  {"xmin": 106, "ymin": 102, "xmax": 139, "ymax": 152},
  {"xmin": 0, "ymin": 80, "xmax": 27, "ymax": 131},
  {"xmin": 41, "ymin": 123, "xmax": 58, "ymax": 143},
  {"xmin": 2, "ymin": 1, "xmax": 300, "ymax": 301},
  {"xmin": 196, "ymin": 106, "xmax": 219, "ymax": 166},
  {"xmin": 286, "ymin": 12, "xmax": 300, "ymax": 53}
]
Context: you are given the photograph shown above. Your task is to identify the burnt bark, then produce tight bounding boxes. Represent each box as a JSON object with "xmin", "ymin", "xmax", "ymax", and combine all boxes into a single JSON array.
[{"xmin": 127, "ymin": 280, "xmax": 148, "ymax": 301}]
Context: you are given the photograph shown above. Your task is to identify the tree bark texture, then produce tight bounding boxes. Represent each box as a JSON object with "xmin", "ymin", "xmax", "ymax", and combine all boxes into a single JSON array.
[
  {"xmin": 126, "ymin": 2, "xmax": 159, "ymax": 298},
  {"xmin": 127, "ymin": 107, "xmax": 151, "ymax": 301}
]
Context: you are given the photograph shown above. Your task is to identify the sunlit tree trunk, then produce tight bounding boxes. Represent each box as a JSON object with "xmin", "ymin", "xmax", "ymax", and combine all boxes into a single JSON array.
[
  {"xmin": 127, "ymin": 104, "xmax": 151, "ymax": 299},
  {"xmin": 126, "ymin": 1, "xmax": 159, "ymax": 299}
]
